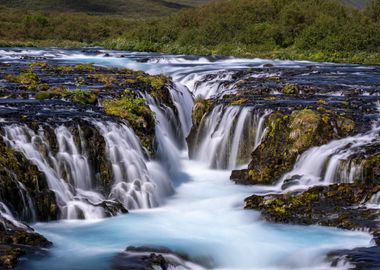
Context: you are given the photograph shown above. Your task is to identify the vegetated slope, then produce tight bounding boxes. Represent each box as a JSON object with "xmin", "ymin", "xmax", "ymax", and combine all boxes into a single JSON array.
[
  {"xmin": 0, "ymin": 0, "xmax": 212, "ymax": 17},
  {"xmin": 105, "ymin": 0, "xmax": 380, "ymax": 64},
  {"xmin": 341, "ymin": 0, "xmax": 370, "ymax": 8}
]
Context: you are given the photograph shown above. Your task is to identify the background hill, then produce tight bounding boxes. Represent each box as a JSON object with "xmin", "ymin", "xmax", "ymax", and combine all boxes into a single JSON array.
[
  {"xmin": 0, "ymin": 0, "xmax": 213, "ymax": 17},
  {"xmin": 342, "ymin": 0, "xmax": 370, "ymax": 8},
  {"xmin": 0, "ymin": 0, "xmax": 379, "ymax": 64}
]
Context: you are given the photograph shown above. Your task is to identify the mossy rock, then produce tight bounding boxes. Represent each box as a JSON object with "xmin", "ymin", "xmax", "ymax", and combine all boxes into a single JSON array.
[
  {"xmin": 70, "ymin": 89, "xmax": 98, "ymax": 105},
  {"xmin": 0, "ymin": 138, "xmax": 59, "ymax": 221},
  {"xmin": 191, "ymin": 96, "xmax": 213, "ymax": 127},
  {"xmin": 245, "ymin": 183, "xmax": 380, "ymax": 233},
  {"xmin": 103, "ymin": 90, "xmax": 155, "ymax": 153},
  {"xmin": 231, "ymin": 109, "xmax": 357, "ymax": 185},
  {"xmin": 35, "ymin": 91, "xmax": 51, "ymax": 100},
  {"xmin": 281, "ymin": 84, "xmax": 299, "ymax": 95}
]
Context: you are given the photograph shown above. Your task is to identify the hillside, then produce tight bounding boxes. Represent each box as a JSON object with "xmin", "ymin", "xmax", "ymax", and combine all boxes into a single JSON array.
[
  {"xmin": 0, "ymin": 0, "xmax": 212, "ymax": 17},
  {"xmin": 342, "ymin": 0, "xmax": 370, "ymax": 8},
  {"xmin": 105, "ymin": 0, "xmax": 380, "ymax": 64}
]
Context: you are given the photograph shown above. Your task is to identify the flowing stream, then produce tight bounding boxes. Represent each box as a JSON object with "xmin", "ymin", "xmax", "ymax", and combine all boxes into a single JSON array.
[{"xmin": 1, "ymin": 48, "xmax": 378, "ymax": 269}]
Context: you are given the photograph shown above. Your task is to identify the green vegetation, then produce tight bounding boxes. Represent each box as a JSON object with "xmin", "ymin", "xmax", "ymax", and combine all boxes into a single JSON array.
[
  {"xmin": 282, "ymin": 84, "xmax": 299, "ymax": 95},
  {"xmin": 107, "ymin": 0, "xmax": 380, "ymax": 64},
  {"xmin": 71, "ymin": 89, "xmax": 98, "ymax": 105},
  {"xmin": 0, "ymin": 0, "xmax": 210, "ymax": 17},
  {"xmin": 192, "ymin": 96, "xmax": 213, "ymax": 126},
  {"xmin": 35, "ymin": 91, "xmax": 51, "ymax": 100},
  {"xmin": 103, "ymin": 90, "xmax": 156, "ymax": 151},
  {"xmin": 0, "ymin": 0, "xmax": 379, "ymax": 64}
]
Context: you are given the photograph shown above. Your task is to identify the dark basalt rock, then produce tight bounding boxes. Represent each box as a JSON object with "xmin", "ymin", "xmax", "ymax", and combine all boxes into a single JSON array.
[
  {"xmin": 0, "ymin": 218, "xmax": 51, "ymax": 269},
  {"xmin": 244, "ymin": 183, "xmax": 380, "ymax": 242},
  {"xmin": 111, "ymin": 246, "xmax": 212, "ymax": 270},
  {"xmin": 329, "ymin": 246, "xmax": 380, "ymax": 270}
]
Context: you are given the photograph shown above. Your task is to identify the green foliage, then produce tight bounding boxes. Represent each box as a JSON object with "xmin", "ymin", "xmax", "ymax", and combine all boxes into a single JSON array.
[
  {"xmin": 108, "ymin": 0, "xmax": 380, "ymax": 64},
  {"xmin": 103, "ymin": 89, "xmax": 155, "ymax": 151},
  {"xmin": 0, "ymin": 0, "xmax": 379, "ymax": 64}
]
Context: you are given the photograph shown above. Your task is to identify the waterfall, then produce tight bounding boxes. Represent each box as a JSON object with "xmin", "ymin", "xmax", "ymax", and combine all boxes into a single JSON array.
[
  {"xmin": 0, "ymin": 202, "xmax": 29, "ymax": 230},
  {"xmin": 191, "ymin": 105, "xmax": 270, "ymax": 169},
  {"xmin": 279, "ymin": 103, "xmax": 380, "ymax": 190},
  {"xmin": 92, "ymin": 121, "xmax": 173, "ymax": 209},
  {"xmin": 167, "ymin": 82, "xmax": 194, "ymax": 138},
  {"xmin": 366, "ymin": 191, "xmax": 380, "ymax": 209},
  {"xmin": 181, "ymin": 71, "xmax": 236, "ymax": 99},
  {"xmin": 1, "ymin": 121, "xmax": 174, "ymax": 220}
]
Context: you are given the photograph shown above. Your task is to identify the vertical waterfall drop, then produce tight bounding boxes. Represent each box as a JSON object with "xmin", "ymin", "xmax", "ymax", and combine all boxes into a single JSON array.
[
  {"xmin": 92, "ymin": 121, "xmax": 174, "ymax": 209},
  {"xmin": 191, "ymin": 105, "xmax": 270, "ymax": 169},
  {"xmin": 1, "ymin": 121, "xmax": 174, "ymax": 219}
]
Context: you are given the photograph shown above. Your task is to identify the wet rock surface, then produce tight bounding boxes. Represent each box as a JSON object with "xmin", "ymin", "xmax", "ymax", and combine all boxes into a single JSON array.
[
  {"xmin": 111, "ymin": 246, "xmax": 211, "ymax": 270},
  {"xmin": 0, "ymin": 217, "xmax": 51, "ymax": 269}
]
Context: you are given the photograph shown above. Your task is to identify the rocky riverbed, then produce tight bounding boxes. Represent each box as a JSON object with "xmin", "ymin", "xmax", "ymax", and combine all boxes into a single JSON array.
[{"xmin": 0, "ymin": 48, "xmax": 380, "ymax": 269}]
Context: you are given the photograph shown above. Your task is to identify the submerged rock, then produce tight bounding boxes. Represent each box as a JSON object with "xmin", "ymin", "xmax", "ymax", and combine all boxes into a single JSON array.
[{"xmin": 111, "ymin": 246, "xmax": 211, "ymax": 270}]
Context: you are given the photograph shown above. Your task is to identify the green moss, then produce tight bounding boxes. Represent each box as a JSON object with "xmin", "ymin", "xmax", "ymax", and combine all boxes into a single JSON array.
[
  {"xmin": 89, "ymin": 74, "xmax": 117, "ymax": 88},
  {"xmin": 70, "ymin": 89, "xmax": 98, "ymax": 105},
  {"xmin": 282, "ymin": 84, "xmax": 299, "ymax": 95},
  {"xmin": 230, "ymin": 98, "xmax": 248, "ymax": 106},
  {"xmin": 192, "ymin": 96, "xmax": 213, "ymax": 126},
  {"xmin": 35, "ymin": 91, "xmax": 51, "ymax": 100},
  {"xmin": 103, "ymin": 90, "xmax": 155, "ymax": 151},
  {"xmin": 74, "ymin": 63, "xmax": 95, "ymax": 72},
  {"xmin": 5, "ymin": 69, "xmax": 41, "ymax": 90}
]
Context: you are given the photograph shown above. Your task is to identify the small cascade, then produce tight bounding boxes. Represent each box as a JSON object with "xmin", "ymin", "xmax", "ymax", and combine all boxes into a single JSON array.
[
  {"xmin": 93, "ymin": 121, "xmax": 173, "ymax": 209},
  {"xmin": 141, "ymin": 91, "xmax": 188, "ymax": 179},
  {"xmin": 167, "ymin": 82, "xmax": 194, "ymax": 138},
  {"xmin": 0, "ymin": 202, "xmax": 29, "ymax": 230},
  {"xmin": 280, "ymin": 102, "xmax": 380, "ymax": 190},
  {"xmin": 191, "ymin": 105, "xmax": 270, "ymax": 169},
  {"xmin": 182, "ymin": 71, "xmax": 236, "ymax": 99},
  {"xmin": 366, "ymin": 191, "xmax": 380, "ymax": 209}
]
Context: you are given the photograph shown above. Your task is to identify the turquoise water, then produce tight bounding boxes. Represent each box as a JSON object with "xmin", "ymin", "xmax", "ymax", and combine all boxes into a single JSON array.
[{"xmin": 25, "ymin": 159, "xmax": 372, "ymax": 270}]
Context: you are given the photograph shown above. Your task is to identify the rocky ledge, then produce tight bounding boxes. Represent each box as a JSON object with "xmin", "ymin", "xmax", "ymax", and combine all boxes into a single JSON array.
[
  {"xmin": 0, "ymin": 216, "xmax": 51, "ymax": 269},
  {"xmin": 111, "ymin": 246, "xmax": 211, "ymax": 270}
]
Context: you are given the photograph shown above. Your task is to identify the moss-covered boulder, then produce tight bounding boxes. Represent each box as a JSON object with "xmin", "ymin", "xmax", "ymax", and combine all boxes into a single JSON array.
[{"xmin": 231, "ymin": 109, "xmax": 356, "ymax": 185}]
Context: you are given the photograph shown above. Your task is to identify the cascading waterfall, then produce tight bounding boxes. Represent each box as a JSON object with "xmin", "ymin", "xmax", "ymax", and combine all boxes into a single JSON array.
[
  {"xmin": 1, "ymin": 120, "xmax": 175, "ymax": 219},
  {"xmin": 0, "ymin": 202, "xmax": 30, "ymax": 230},
  {"xmin": 367, "ymin": 191, "xmax": 380, "ymax": 209},
  {"xmin": 92, "ymin": 121, "xmax": 173, "ymax": 209},
  {"xmin": 181, "ymin": 71, "xmax": 236, "ymax": 99},
  {"xmin": 192, "ymin": 105, "xmax": 270, "ymax": 169},
  {"xmin": 279, "ymin": 104, "xmax": 380, "ymax": 190}
]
